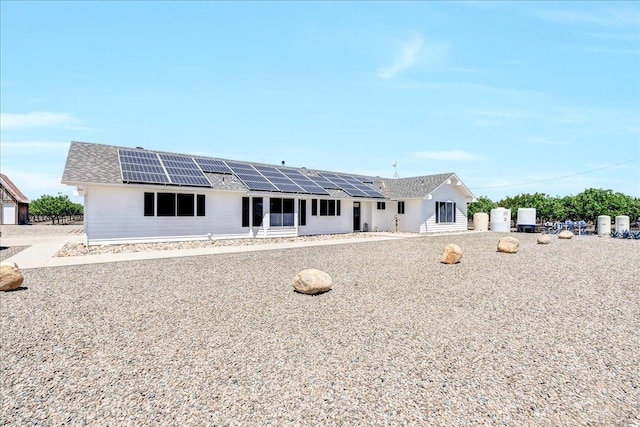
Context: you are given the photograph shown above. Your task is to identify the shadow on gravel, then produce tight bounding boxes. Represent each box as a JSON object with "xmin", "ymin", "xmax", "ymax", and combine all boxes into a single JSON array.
[{"xmin": 3, "ymin": 287, "xmax": 29, "ymax": 292}]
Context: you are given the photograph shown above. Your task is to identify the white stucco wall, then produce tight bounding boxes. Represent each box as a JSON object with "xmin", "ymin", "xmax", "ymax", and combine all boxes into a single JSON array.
[{"xmin": 81, "ymin": 179, "xmax": 472, "ymax": 244}]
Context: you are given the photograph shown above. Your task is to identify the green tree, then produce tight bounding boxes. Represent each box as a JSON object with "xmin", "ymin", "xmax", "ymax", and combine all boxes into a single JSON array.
[
  {"xmin": 30, "ymin": 194, "xmax": 83, "ymax": 224},
  {"xmin": 467, "ymin": 196, "xmax": 496, "ymax": 220}
]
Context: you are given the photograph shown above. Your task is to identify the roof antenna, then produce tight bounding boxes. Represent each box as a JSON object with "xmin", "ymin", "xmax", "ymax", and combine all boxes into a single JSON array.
[{"xmin": 392, "ymin": 160, "xmax": 399, "ymax": 179}]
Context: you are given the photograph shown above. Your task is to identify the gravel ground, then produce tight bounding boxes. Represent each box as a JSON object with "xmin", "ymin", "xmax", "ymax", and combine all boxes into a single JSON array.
[
  {"xmin": 1, "ymin": 224, "xmax": 84, "ymax": 238},
  {"xmin": 1, "ymin": 232, "xmax": 639, "ymax": 426}
]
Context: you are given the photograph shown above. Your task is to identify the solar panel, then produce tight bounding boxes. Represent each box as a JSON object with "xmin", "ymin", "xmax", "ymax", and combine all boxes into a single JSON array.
[
  {"xmin": 118, "ymin": 149, "xmax": 170, "ymax": 184},
  {"xmin": 223, "ymin": 162, "xmax": 280, "ymax": 192},
  {"xmin": 308, "ymin": 174, "xmax": 339, "ymax": 190},
  {"xmin": 194, "ymin": 158, "xmax": 233, "ymax": 174},
  {"xmin": 251, "ymin": 165, "xmax": 310, "ymax": 194},
  {"xmin": 158, "ymin": 153, "xmax": 211, "ymax": 187},
  {"xmin": 242, "ymin": 180, "xmax": 279, "ymax": 192},
  {"xmin": 280, "ymin": 169, "xmax": 330, "ymax": 195},
  {"xmin": 319, "ymin": 172, "xmax": 385, "ymax": 198}
]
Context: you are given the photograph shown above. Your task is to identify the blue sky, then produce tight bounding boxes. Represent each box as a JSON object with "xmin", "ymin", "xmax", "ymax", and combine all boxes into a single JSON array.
[{"xmin": 1, "ymin": 1, "xmax": 639, "ymax": 203}]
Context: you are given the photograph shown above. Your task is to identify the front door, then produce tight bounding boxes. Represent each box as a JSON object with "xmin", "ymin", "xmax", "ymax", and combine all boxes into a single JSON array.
[{"xmin": 353, "ymin": 202, "xmax": 360, "ymax": 231}]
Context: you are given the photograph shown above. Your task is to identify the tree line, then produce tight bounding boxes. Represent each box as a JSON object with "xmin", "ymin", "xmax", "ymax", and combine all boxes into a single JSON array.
[
  {"xmin": 467, "ymin": 188, "xmax": 640, "ymax": 224},
  {"xmin": 29, "ymin": 194, "xmax": 84, "ymax": 225}
]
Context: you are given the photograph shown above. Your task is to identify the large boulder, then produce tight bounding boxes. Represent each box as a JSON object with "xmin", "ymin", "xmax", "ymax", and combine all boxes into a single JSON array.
[
  {"xmin": 292, "ymin": 269, "xmax": 332, "ymax": 295},
  {"xmin": 0, "ymin": 262, "xmax": 24, "ymax": 291},
  {"xmin": 441, "ymin": 244, "xmax": 463, "ymax": 264},
  {"xmin": 497, "ymin": 236, "xmax": 520, "ymax": 254},
  {"xmin": 558, "ymin": 230, "xmax": 574, "ymax": 239},
  {"xmin": 537, "ymin": 234, "xmax": 551, "ymax": 245}
]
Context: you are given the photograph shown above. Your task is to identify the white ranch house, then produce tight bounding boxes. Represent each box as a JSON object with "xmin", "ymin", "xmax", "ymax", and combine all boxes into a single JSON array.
[{"xmin": 62, "ymin": 142, "xmax": 476, "ymax": 245}]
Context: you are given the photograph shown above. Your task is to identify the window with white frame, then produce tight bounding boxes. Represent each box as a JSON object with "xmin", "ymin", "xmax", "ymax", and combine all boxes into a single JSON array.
[
  {"xmin": 436, "ymin": 201, "xmax": 456, "ymax": 223},
  {"xmin": 398, "ymin": 201, "xmax": 405, "ymax": 214}
]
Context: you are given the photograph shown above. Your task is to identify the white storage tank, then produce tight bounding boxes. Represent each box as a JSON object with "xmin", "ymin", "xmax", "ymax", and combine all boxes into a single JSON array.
[
  {"xmin": 615, "ymin": 215, "xmax": 630, "ymax": 232},
  {"xmin": 516, "ymin": 208, "xmax": 536, "ymax": 226},
  {"xmin": 597, "ymin": 215, "xmax": 611, "ymax": 235},
  {"xmin": 490, "ymin": 208, "xmax": 511, "ymax": 232},
  {"xmin": 473, "ymin": 212, "xmax": 489, "ymax": 231}
]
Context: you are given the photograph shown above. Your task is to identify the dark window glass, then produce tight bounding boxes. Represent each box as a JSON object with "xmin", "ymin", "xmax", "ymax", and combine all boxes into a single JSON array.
[
  {"xmin": 177, "ymin": 194, "xmax": 195, "ymax": 216},
  {"xmin": 144, "ymin": 192, "xmax": 155, "ymax": 216},
  {"xmin": 398, "ymin": 201, "xmax": 405, "ymax": 214},
  {"xmin": 157, "ymin": 193, "xmax": 176, "ymax": 216},
  {"xmin": 436, "ymin": 201, "xmax": 456, "ymax": 223},
  {"xmin": 242, "ymin": 197, "xmax": 250, "ymax": 227},
  {"xmin": 320, "ymin": 199, "xmax": 328, "ymax": 216},
  {"xmin": 270, "ymin": 198, "xmax": 283, "ymax": 226},
  {"xmin": 377, "ymin": 201, "xmax": 386, "ymax": 210},
  {"xmin": 312, "ymin": 199, "xmax": 317, "ymax": 216},
  {"xmin": 283, "ymin": 198, "xmax": 294, "ymax": 226},
  {"xmin": 197, "ymin": 195, "xmax": 205, "ymax": 216},
  {"xmin": 336, "ymin": 200, "xmax": 341, "ymax": 216},
  {"xmin": 253, "ymin": 197, "xmax": 263, "ymax": 227},
  {"xmin": 328, "ymin": 200, "xmax": 336, "ymax": 216},
  {"xmin": 299, "ymin": 199, "xmax": 307, "ymax": 226}
]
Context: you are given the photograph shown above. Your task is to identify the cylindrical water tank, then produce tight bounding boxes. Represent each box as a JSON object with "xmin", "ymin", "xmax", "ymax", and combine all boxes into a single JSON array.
[
  {"xmin": 615, "ymin": 215, "xmax": 630, "ymax": 232},
  {"xmin": 597, "ymin": 215, "xmax": 611, "ymax": 235},
  {"xmin": 473, "ymin": 212, "xmax": 489, "ymax": 231},
  {"xmin": 490, "ymin": 208, "xmax": 511, "ymax": 232},
  {"xmin": 517, "ymin": 208, "xmax": 536, "ymax": 226}
]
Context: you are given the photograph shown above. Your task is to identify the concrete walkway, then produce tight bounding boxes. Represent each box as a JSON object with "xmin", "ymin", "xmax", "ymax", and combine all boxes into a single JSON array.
[{"xmin": 1, "ymin": 232, "xmax": 424, "ymax": 269}]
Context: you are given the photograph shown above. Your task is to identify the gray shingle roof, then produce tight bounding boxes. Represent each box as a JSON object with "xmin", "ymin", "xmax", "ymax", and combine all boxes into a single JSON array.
[
  {"xmin": 62, "ymin": 141, "xmax": 465, "ymax": 200},
  {"xmin": 62, "ymin": 141, "xmax": 122, "ymax": 185},
  {"xmin": 381, "ymin": 173, "xmax": 455, "ymax": 199}
]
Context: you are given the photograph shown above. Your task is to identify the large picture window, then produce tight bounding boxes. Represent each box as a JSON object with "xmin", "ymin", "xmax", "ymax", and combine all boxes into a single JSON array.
[
  {"xmin": 177, "ymin": 194, "xmax": 195, "ymax": 216},
  {"xmin": 436, "ymin": 201, "xmax": 456, "ymax": 223},
  {"xmin": 157, "ymin": 193, "xmax": 176, "ymax": 216},
  {"xmin": 145, "ymin": 192, "xmax": 203, "ymax": 217},
  {"xmin": 270, "ymin": 197, "xmax": 294, "ymax": 227}
]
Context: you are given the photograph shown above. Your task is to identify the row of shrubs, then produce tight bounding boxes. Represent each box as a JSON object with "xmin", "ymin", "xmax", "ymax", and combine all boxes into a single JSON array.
[{"xmin": 611, "ymin": 230, "xmax": 640, "ymax": 239}]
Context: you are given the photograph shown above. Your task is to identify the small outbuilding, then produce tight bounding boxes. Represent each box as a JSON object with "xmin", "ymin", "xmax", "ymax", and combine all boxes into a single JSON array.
[{"xmin": 0, "ymin": 174, "xmax": 30, "ymax": 225}]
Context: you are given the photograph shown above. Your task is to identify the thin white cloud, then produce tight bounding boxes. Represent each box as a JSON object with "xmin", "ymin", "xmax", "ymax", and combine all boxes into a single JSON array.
[
  {"xmin": 537, "ymin": 7, "xmax": 640, "ymax": 27},
  {"xmin": 413, "ymin": 150, "xmax": 484, "ymax": 161},
  {"xmin": 0, "ymin": 112, "xmax": 77, "ymax": 129},
  {"xmin": 378, "ymin": 36, "xmax": 424, "ymax": 80}
]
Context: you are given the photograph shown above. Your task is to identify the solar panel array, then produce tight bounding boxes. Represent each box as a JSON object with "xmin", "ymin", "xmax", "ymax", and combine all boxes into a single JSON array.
[
  {"xmin": 280, "ymin": 169, "xmax": 330, "ymax": 195},
  {"xmin": 118, "ymin": 148, "xmax": 384, "ymax": 198},
  {"xmin": 119, "ymin": 149, "xmax": 170, "ymax": 184},
  {"xmin": 318, "ymin": 173, "xmax": 385, "ymax": 198},
  {"xmin": 158, "ymin": 154, "xmax": 211, "ymax": 187},
  {"xmin": 194, "ymin": 158, "xmax": 233, "ymax": 175}
]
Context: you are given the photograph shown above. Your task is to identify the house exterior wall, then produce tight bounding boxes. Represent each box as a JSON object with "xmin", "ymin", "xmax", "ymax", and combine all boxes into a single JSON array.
[
  {"xmin": 80, "ymin": 178, "xmax": 471, "ymax": 244},
  {"xmin": 418, "ymin": 182, "xmax": 469, "ymax": 233},
  {"xmin": 84, "ymin": 185, "xmax": 253, "ymax": 244},
  {"xmin": 83, "ymin": 185, "xmax": 357, "ymax": 244},
  {"xmin": 297, "ymin": 197, "xmax": 353, "ymax": 236}
]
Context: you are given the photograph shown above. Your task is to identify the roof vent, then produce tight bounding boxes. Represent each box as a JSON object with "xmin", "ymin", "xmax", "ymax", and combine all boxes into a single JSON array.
[
  {"xmin": 136, "ymin": 146, "xmax": 144, "ymax": 150},
  {"xmin": 281, "ymin": 161, "xmax": 285, "ymax": 166}
]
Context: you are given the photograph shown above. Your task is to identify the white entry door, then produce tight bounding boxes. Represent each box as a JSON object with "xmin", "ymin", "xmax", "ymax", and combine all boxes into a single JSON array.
[{"xmin": 2, "ymin": 204, "xmax": 16, "ymax": 225}]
